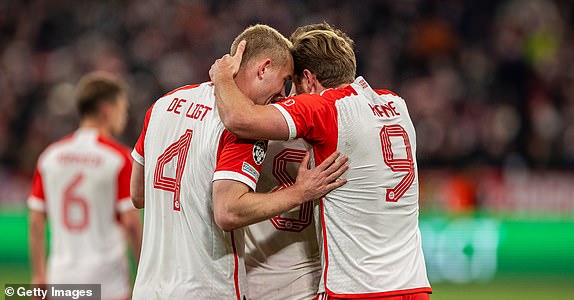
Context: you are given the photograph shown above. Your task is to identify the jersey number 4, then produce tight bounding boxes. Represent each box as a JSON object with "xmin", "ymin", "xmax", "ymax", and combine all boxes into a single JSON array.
[
  {"xmin": 269, "ymin": 148, "xmax": 313, "ymax": 232},
  {"xmin": 154, "ymin": 130, "xmax": 193, "ymax": 211},
  {"xmin": 380, "ymin": 124, "xmax": 415, "ymax": 202}
]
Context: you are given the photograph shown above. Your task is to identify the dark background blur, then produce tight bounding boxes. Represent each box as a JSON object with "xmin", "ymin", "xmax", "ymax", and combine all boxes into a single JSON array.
[
  {"xmin": 0, "ymin": 0, "xmax": 573, "ymax": 298},
  {"xmin": 1, "ymin": 0, "xmax": 574, "ymax": 209}
]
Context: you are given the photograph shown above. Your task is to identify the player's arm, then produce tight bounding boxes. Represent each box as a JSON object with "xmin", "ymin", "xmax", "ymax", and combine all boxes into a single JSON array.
[
  {"xmin": 29, "ymin": 210, "xmax": 47, "ymax": 285},
  {"xmin": 130, "ymin": 161, "xmax": 145, "ymax": 209},
  {"xmin": 210, "ymin": 41, "xmax": 290, "ymax": 140},
  {"xmin": 119, "ymin": 210, "xmax": 142, "ymax": 264},
  {"xmin": 213, "ymin": 151, "xmax": 348, "ymax": 231}
]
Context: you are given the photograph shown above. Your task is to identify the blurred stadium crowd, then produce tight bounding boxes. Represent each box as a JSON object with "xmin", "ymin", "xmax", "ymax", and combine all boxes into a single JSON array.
[{"xmin": 1, "ymin": 0, "xmax": 573, "ymax": 207}]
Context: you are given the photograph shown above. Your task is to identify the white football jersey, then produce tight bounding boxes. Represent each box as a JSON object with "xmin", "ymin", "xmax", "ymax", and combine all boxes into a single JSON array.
[
  {"xmin": 28, "ymin": 128, "xmax": 134, "ymax": 300},
  {"xmin": 272, "ymin": 77, "xmax": 431, "ymax": 297},
  {"xmin": 245, "ymin": 139, "xmax": 321, "ymax": 300},
  {"xmin": 132, "ymin": 82, "xmax": 266, "ymax": 300}
]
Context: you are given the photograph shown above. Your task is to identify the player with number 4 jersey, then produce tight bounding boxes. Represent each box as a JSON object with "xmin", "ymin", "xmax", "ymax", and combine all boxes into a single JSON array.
[
  {"xmin": 210, "ymin": 23, "xmax": 431, "ymax": 299},
  {"xmin": 130, "ymin": 25, "xmax": 348, "ymax": 300}
]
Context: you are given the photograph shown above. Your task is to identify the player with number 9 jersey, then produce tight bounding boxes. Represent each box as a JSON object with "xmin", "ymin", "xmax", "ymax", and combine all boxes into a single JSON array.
[
  {"xmin": 273, "ymin": 77, "xmax": 431, "ymax": 298},
  {"xmin": 245, "ymin": 139, "xmax": 322, "ymax": 299}
]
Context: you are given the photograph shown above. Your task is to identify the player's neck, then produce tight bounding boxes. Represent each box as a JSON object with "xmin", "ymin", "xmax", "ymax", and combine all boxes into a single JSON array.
[
  {"xmin": 79, "ymin": 119, "xmax": 112, "ymax": 138},
  {"xmin": 314, "ymin": 83, "xmax": 349, "ymax": 94}
]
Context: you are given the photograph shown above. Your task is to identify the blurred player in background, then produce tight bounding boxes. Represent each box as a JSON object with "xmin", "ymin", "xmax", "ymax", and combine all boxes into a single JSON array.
[
  {"xmin": 210, "ymin": 22, "xmax": 432, "ymax": 299},
  {"xmin": 28, "ymin": 71, "xmax": 143, "ymax": 300},
  {"xmin": 129, "ymin": 24, "xmax": 348, "ymax": 299}
]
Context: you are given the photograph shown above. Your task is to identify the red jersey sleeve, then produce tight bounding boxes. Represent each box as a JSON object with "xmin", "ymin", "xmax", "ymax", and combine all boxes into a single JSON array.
[
  {"xmin": 213, "ymin": 130, "xmax": 267, "ymax": 191},
  {"xmin": 271, "ymin": 94, "xmax": 336, "ymax": 143},
  {"xmin": 271, "ymin": 87, "xmax": 357, "ymax": 164},
  {"xmin": 132, "ymin": 104, "xmax": 155, "ymax": 165},
  {"xmin": 116, "ymin": 148, "xmax": 134, "ymax": 212},
  {"xmin": 98, "ymin": 135, "xmax": 136, "ymax": 212},
  {"xmin": 28, "ymin": 166, "xmax": 46, "ymax": 211}
]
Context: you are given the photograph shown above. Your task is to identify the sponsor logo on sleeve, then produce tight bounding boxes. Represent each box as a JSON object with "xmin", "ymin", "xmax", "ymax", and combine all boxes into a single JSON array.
[
  {"xmin": 242, "ymin": 162, "xmax": 260, "ymax": 181},
  {"xmin": 252, "ymin": 140, "xmax": 267, "ymax": 165},
  {"xmin": 282, "ymin": 99, "xmax": 296, "ymax": 106}
]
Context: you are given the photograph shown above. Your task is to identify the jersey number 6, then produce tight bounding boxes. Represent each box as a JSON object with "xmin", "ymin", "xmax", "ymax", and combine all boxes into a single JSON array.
[{"xmin": 63, "ymin": 173, "xmax": 89, "ymax": 231}]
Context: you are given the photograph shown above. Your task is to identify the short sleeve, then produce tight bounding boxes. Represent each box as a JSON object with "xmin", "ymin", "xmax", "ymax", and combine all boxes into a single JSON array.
[
  {"xmin": 116, "ymin": 148, "xmax": 135, "ymax": 212},
  {"xmin": 213, "ymin": 130, "xmax": 267, "ymax": 191},
  {"xmin": 132, "ymin": 104, "xmax": 155, "ymax": 165},
  {"xmin": 28, "ymin": 167, "xmax": 46, "ymax": 211},
  {"xmin": 271, "ymin": 94, "xmax": 332, "ymax": 143}
]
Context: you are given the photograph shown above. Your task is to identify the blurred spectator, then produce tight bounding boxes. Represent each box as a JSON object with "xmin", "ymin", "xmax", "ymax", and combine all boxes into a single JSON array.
[{"xmin": 1, "ymin": 0, "xmax": 573, "ymax": 208}]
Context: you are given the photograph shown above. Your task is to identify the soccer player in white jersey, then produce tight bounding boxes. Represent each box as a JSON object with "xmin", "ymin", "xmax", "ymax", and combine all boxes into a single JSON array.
[
  {"xmin": 130, "ymin": 24, "xmax": 348, "ymax": 300},
  {"xmin": 210, "ymin": 22, "xmax": 432, "ymax": 300},
  {"xmin": 245, "ymin": 138, "xmax": 322, "ymax": 300},
  {"xmin": 28, "ymin": 72, "xmax": 143, "ymax": 300}
]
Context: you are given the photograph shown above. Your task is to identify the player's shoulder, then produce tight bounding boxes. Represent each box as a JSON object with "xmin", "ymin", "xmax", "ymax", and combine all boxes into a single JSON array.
[
  {"xmin": 374, "ymin": 89, "xmax": 399, "ymax": 97},
  {"xmin": 154, "ymin": 82, "xmax": 214, "ymax": 109},
  {"xmin": 162, "ymin": 83, "xmax": 203, "ymax": 98},
  {"xmin": 322, "ymin": 85, "xmax": 360, "ymax": 102},
  {"xmin": 40, "ymin": 133, "xmax": 75, "ymax": 155},
  {"xmin": 375, "ymin": 88, "xmax": 408, "ymax": 106},
  {"xmin": 97, "ymin": 135, "xmax": 131, "ymax": 160}
]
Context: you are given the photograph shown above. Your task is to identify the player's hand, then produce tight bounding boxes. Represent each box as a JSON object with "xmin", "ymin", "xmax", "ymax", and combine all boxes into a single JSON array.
[
  {"xmin": 294, "ymin": 151, "xmax": 349, "ymax": 202},
  {"xmin": 209, "ymin": 40, "xmax": 246, "ymax": 83}
]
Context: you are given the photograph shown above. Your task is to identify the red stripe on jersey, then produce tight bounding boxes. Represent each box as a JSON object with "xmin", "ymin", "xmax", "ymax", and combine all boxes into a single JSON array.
[
  {"xmin": 231, "ymin": 231, "xmax": 241, "ymax": 300},
  {"xmin": 133, "ymin": 103, "xmax": 155, "ymax": 159},
  {"xmin": 325, "ymin": 287, "xmax": 432, "ymax": 299},
  {"xmin": 97, "ymin": 135, "xmax": 132, "ymax": 203},
  {"xmin": 162, "ymin": 84, "xmax": 201, "ymax": 97},
  {"xmin": 375, "ymin": 89, "xmax": 399, "ymax": 97},
  {"xmin": 320, "ymin": 197, "xmax": 330, "ymax": 292}
]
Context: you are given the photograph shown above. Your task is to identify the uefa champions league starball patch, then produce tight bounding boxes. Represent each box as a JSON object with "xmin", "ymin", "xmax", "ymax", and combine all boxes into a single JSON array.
[{"xmin": 252, "ymin": 140, "xmax": 266, "ymax": 165}]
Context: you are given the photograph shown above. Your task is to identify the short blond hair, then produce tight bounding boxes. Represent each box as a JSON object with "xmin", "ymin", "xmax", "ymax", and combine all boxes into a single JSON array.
[
  {"xmin": 290, "ymin": 23, "xmax": 356, "ymax": 88},
  {"xmin": 231, "ymin": 24, "xmax": 292, "ymax": 72}
]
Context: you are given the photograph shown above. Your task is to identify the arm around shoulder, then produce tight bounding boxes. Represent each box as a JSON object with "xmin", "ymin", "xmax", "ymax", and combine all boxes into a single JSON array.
[{"xmin": 213, "ymin": 76, "xmax": 290, "ymax": 140}]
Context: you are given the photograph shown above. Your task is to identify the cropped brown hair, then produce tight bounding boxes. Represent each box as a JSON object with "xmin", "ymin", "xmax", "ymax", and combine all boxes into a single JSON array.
[
  {"xmin": 75, "ymin": 72, "xmax": 127, "ymax": 118},
  {"xmin": 290, "ymin": 22, "xmax": 356, "ymax": 88},
  {"xmin": 231, "ymin": 24, "xmax": 292, "ymax": 72}
]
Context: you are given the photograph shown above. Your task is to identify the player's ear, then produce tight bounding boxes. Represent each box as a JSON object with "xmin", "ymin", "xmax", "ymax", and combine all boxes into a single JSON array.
[
  {"xmin": 257, "ymin": 59, "xmax": 272, "ymax": 80},
  {"xmin": 303, "ymin": 69, "xmax": 316, "ymax": 93}
]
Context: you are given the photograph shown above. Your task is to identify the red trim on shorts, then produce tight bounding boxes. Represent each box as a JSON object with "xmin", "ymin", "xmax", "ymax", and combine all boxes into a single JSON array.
[
  {"xmin": 231, "ymin": 231, "xmax": 241, "ymax": 300},
  {"xmin": 325, "ymin": 287, "xmax": 432, "ymax": 299},
  {"xmin": 319, "ymin": 292, "xmax": 431, "ymax": 300}
]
